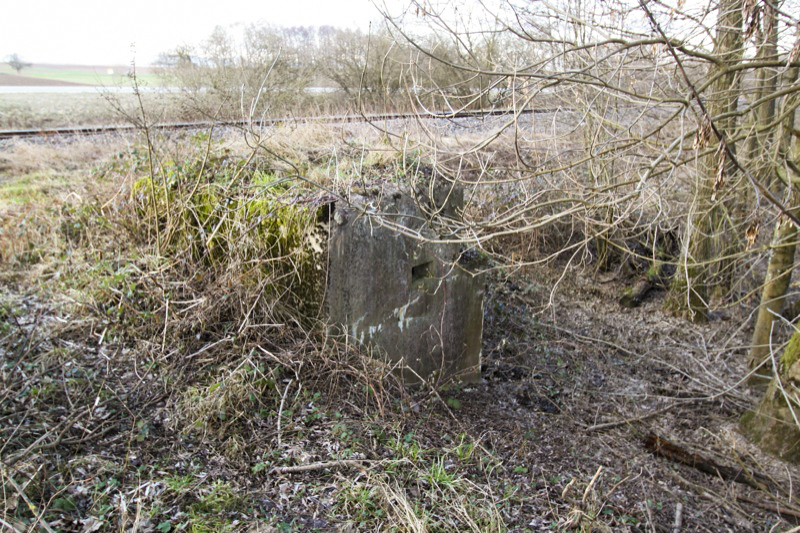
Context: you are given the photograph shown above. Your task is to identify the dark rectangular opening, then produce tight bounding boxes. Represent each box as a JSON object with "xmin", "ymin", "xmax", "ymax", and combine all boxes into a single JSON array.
[{"xmin": 412, "ymin": 261, "xmax": 434, "ymax": 282}]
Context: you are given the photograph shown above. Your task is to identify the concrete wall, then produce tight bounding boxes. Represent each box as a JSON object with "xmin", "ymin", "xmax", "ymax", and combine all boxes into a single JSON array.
[{"xmin": 325, "ymin": 185, "xmax": 484, "ymax": 384}]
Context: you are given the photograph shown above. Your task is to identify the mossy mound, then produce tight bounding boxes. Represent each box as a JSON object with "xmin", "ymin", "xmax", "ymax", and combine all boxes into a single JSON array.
[
  {"xmin": 130, "ymin": 155, "xmax": 327, "ymax": 322},
  {"xmin": 740, "ymin": 332, "xmax": 800, "ymax": 464}
]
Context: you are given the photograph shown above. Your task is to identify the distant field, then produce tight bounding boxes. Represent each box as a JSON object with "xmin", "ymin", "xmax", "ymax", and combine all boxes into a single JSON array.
[
  {"xmin": 0, "ymin": 91, "xmax": 190, "ymax": 129},
  {"xmin": 0, "ymin": 63, "xmax": 162, "ymax": 87}
]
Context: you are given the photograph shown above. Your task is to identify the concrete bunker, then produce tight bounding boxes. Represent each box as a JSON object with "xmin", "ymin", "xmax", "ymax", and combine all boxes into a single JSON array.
[{"xmin": 324, "ymin": 183, "xmax": 484, "ymax": 384}]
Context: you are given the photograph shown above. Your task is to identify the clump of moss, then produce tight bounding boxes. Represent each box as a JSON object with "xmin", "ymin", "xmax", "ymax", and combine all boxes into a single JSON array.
[
  {"xmin": 782, "ymin": 333, "xmax": 800, "ymax": 374},
  {"xmin": 129, "ymin": 147, "xmax": 326, "ymax": 324}
]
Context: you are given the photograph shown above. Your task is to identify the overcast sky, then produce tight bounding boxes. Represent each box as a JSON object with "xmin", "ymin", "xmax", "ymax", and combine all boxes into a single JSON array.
[{"xmin": 2, "ymin": 0, "xmax": 395, "ymax": 66}]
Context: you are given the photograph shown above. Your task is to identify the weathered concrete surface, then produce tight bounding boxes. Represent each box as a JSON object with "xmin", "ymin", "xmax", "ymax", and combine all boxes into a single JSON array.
[{"xmin": 325, "ymin": 185, "xmax": 484, "ymax": 384}]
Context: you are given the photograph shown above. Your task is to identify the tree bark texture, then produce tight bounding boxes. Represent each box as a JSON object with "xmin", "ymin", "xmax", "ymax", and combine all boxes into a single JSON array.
[
  {"xmin": 741, "ymin": 332, "xmax": 800, "ymax": 463},
  {"xmin": 669, "ymin": 0, "xmax": 743, "ymax": 323},
  {"xmin": 749, "ymin": 217, "xmax": 798, "ymax": 371},
  {"xmin": 749, "ymin": 65, "xmax": 800, "ymax": 373}
]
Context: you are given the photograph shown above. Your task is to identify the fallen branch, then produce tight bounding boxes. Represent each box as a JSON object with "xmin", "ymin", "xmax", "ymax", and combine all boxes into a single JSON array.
[
  {"xmin": 585, "ymin": 403, "xmax": 690, "ymax": 433},
  {"xmin": 734, "ymin": 493, "xmax": 800, "ymax": 521},
  {"xmin": 665, "ymin": 468, "xmax": 800, "ymax": 525},
  {"xmin": 644, "ymin": 433, "xmax": 772, "ymax": 491},
  {"xmin": 665, "ymin": 470, "xmax": 754, "ymax": 528},
  {"xmin": 271, "ymin": 459, "xmax": 371, "ymax": 474}
]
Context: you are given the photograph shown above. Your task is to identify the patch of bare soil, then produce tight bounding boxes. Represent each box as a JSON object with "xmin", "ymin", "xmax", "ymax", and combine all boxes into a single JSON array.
[{"xmin": 0, "ymin": 73, "xmax": 88, "ymax": 87}]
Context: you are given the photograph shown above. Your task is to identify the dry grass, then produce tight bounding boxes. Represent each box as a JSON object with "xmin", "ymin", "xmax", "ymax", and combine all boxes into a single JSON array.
[
  {"xmin": 0, "ymin": 92, "xmax": 193, "ymax": 130},
  {"xmin": 0, "ymin": 137, "xmax": 128, "ymax": 177},
  {"xmin": 1, "ymin": 118, "xmax": 797, "ymax": 532},
  {"xmin": 0, "ymin": 120, "xmax": 554, "ymax": 531}
]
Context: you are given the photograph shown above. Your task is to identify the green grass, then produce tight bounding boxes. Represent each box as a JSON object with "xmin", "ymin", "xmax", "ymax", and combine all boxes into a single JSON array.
[
  {"xmin": 0, "ymin": 172, "xmax": 72, "ymax": 208},
  {"xmin": 0, "ymin": 64, "xmax": 163, "ymax": 87}
]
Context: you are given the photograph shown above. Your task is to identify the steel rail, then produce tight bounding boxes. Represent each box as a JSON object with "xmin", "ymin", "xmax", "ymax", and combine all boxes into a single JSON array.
[{"xmin": 0, "ymin": 108, "xmax": 542, "ymax": 140}]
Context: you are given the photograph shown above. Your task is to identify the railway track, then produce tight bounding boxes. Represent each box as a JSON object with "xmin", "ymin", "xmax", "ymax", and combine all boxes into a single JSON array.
[{"xmin": 0, "ymin": 108, "xmax": 538, "ymax": 140}]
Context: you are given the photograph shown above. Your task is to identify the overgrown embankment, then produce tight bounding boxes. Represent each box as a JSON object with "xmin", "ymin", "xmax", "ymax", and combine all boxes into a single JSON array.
[
  {"xmin": 2, "ymin": 125, "xmax": 798, "ymax": 532},
  {"xmin": 0, "ymin": 127, "xmax": 527, "ymax": 532}
]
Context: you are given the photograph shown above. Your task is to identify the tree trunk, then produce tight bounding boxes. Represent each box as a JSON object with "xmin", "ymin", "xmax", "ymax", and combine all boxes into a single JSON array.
[
  {"xmin": 743, "ymin": 62, "xmax": 800, "ymax": 455},
  {"xmin": 667, "ymin": 0, "xmax": 743, "ymax": 323},
  {"xmin": 749, "ymin": 217, "xmax": 798, "ymax": 372},
  {"xmin": 741, "ymin": 331, "xmax": 800, "ymax": 463},
  {"xmin": 746, "ymin": 0, "xmax": 779, "ymax": 192},
  {"xmin": 749, "ymin": 65, "xmax": 800, "ymax": 375}
]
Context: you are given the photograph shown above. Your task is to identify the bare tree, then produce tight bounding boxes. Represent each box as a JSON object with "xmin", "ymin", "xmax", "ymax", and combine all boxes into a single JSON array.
[
  {"xmin": 316, "ymin": 25, "xmax": 407, "ymax": 109},
  {"xmin": 6, "ymin": 53, "xmax": 32, "ymax": 74},
  {"xmin": 369, "ymin": 0, "xmax": 800, "ymax": 460},
  {"xmin": 664, "ymin": 0, "xmax": 745, "ymax": 323},
  {"xmin": 157, "ymin": 25, "xmax": 314, "ymax": 121},
  {"xmin": 373, "ymin": 0, "xmax": 799, "ymax": 304}
]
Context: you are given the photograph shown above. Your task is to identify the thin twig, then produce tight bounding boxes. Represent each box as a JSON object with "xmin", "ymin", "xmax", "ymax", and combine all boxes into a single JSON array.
[
  {"xmin": 0, "ymin": 517, "xmax": 23, "ymax": 533},
  {"xmin": 666, "ymin": 470, "xmax": 754, "ymax": 527},
  {"xmin": 672, "ymin": 502, "xmax": 683, "ymax": 533},
  {"xmin": 584, "ymin": 402, "xmax": 696, "ymax": 433},
  {"xmin": 3, "ymin": 406, "xmax": 93, "ymax": 468},
  {"xmin": 638, "ymin": 0, "xmax": 800, "ymax": 228},
  {"xmin": 276, "ymin": 379, "xmax": 292, "ymax": 449},
  {"xmin": 161, "ymin": 297, "xmax": 169, "ymax": 354},
  {"xmin": 186, "ymin": 337, "xmax": 234, "ymax": 360},
  {"xmin": 734, "ymin": 493, "xmax": 800, "ymax": 520}
]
